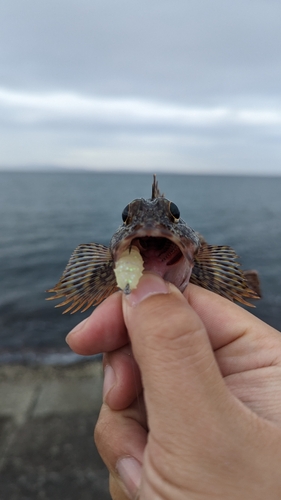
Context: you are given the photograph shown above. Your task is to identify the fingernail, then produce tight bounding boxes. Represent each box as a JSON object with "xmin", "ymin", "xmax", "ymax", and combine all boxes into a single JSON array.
[
  {"xmin": 126, "ymin": 273, "xmax": 169, "ymax": 307},
  {"xmin": 116, "ymin": 456, "xmax": 142, "ymax": 499},
  {"xmin": 65, "ymin": 318, "xmax": 88, "ymax": 344},
  {"xmin": 103, "ymin": 364, "xmax": 116, "ymax": 400}
]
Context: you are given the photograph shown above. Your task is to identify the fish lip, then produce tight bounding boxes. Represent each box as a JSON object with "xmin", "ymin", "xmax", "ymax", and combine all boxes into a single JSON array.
[
  {"xmin": 112, "ymin": 226, "xmax": 196, "ymax": 292},
  {"xmin": 112, "ymin": 226, "xmax": 196, "ymax": 264}
]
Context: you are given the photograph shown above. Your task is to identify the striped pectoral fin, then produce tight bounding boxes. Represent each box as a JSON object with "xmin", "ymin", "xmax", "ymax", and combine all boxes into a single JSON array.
[
  {"xmin": 190, "ymin": 243, "xmax": 261, "ymax": 307},
  {"xmin": 46, "ymin": 243, "xmax": 118, "ymax": 313},
  {"xmin": 243, "ymin": 269, "xmax": 262, "ymax": 298}
]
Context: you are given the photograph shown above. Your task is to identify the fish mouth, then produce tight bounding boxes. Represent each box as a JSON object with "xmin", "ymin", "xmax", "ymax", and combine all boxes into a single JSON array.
[{"xmin": 114, "ymin": 229, "xmax": 197, "ymax": 292}]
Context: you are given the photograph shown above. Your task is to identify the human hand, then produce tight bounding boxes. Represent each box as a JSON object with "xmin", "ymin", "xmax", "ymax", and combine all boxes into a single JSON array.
[{"xmin": 66, "ymin": 274, "xmax": 281, "ymax": 500}]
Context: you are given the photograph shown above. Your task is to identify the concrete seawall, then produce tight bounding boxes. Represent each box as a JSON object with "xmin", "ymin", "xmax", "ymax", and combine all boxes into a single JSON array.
[{"xmin": 0, "ymin": 362, "xmax": 111, "ymax": 499}]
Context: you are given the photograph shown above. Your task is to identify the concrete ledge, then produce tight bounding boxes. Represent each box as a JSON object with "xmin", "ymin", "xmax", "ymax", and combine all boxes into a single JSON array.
[
  {"xmin": 0, "ymin": 382, "xmax": 38, "ymax": 424},
  {"xmin": 33, "ymin": 378, "xmax": 103, "ymax": 416},
  {"xmin": 0, "ymin": 362, "xmax": 110, "ymax": 500}
]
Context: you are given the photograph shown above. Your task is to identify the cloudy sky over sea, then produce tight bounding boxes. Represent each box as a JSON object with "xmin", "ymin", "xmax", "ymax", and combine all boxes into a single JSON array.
[{"xmin": 1, "ymin": 0, "xmax": 281, "ymax": 174}]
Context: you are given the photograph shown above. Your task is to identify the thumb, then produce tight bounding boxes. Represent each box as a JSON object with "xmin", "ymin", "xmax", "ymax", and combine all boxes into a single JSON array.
[{"xmin": 122, "ymin": 273, "xmax": 229, "ymax": 445}]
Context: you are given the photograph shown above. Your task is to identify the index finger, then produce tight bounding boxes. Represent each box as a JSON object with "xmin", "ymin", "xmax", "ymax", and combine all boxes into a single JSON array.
[
  {"xmin": 66, "ymin": 291, "xmax": 128, "ymax": 355},
  {"xmin": 186, "ymin": 284, "xmax": 281, "ymax": 373},
  {"xmin": 66, "ymin": 283, "xmax": 281, "ymax": 360}
]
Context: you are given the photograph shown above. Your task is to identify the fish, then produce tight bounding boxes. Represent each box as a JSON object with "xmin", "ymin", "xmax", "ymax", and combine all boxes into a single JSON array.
[{"xmin": 46, "ymin": 175, "xmax": 261, "ymax": 313}]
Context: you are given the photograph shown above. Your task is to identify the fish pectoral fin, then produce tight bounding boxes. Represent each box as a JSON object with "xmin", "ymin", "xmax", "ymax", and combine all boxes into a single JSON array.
[
  {"xmin": 243, "ymin": 270, "xmax": 262, "ymax": 298},
  {"xmin": 46, "ymin": 243, "xmax": 118, "ymax": 313},
  {"xmin": 190, "ymin": 243, "xmax": 261, "ymax": 307}
]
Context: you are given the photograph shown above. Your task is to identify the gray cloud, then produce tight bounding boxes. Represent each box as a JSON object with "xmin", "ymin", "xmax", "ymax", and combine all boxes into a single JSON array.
[{"xmin": 1, "ymin": 0, "xmax": 281, "ymax": 172}]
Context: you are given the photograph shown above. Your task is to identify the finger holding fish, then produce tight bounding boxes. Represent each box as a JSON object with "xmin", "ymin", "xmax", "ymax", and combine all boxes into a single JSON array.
[
  {"xmin": 66, "ymin": 291, "xmax": 127, "ymax": 355},
  {"xmin": 66, "ymin": 278, "xmax": 276, "ymax": 422}
]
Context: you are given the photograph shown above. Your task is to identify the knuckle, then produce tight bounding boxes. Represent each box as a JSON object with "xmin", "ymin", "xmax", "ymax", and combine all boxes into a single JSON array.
[{"xmin": 94, "ymin": 405, "xmax": 111, "ymax": 451}]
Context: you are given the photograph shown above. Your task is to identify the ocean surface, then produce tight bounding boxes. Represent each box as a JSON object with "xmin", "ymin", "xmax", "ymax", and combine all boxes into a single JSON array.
[{"xmin": 0, "ymin": 171, "xmax": 280, "ymax": 365}]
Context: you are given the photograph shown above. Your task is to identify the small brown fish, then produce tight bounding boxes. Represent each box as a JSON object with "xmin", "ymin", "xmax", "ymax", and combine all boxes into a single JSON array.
[{"xmin": 47, "ymin": 176, "xmax": 261, "ymax": 313}]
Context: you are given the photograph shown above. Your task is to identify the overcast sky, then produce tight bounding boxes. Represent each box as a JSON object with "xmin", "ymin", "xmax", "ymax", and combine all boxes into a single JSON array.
[{"xmin": 1, "ymin": 0, "xmax": 281, "ymax": 174}]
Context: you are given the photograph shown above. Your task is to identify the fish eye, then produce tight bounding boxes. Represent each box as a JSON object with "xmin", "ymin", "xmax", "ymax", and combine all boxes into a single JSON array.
[
  {"xmin": 122, "ymin": 204, "xmax": 130, "ymax": 223},
  {"xmin": 169, "ymin": 201, "xmax": 180, "ymax": 221}
]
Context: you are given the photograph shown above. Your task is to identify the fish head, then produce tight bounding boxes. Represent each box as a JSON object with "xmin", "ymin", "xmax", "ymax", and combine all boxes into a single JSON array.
[{"xmin": 110, "ymin": 194, "xmax": 200, "ymax": 292}]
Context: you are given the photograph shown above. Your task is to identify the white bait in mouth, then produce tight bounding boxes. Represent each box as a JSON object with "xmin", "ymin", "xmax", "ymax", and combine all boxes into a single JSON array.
[{"xmin": 114, "ymin": 246, "xmax": 144, "ymax": 293}]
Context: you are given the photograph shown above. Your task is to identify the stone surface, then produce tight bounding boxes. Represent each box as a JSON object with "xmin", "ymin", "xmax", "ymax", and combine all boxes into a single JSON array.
[
  {"xmin": 33, "ymin": 378, "xmax": 103, "ymax": 416},
  {"xmin": 0, "ymin": 362, "xmax": 111, "ymax": 500},
  {"xmin": 0, "ymin": 382, "xmax": 37, "ymax": 424}
]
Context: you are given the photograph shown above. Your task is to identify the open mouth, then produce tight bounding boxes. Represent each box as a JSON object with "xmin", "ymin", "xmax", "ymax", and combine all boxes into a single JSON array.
[
  {"xmin": 133, "ymin": 236, "xmax": 182, "ymax": 266},
  {"xmin": 130, "ymin": 236, "xmax": 191, "ymax": 291}
]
